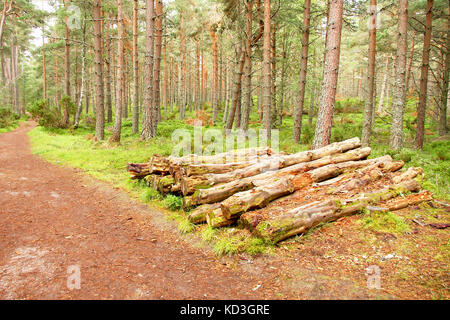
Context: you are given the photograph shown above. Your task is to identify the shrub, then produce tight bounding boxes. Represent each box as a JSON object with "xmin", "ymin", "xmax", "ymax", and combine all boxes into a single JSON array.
[
  {"xmin": 0, "ymin": 108, "xmax": 15, "ymax": 128},
  {"xmin": 164, "ymin": 194, "xmax": 183, "ymax": 211},
  {"xmin": 28, "ymin": 99, "xmax": 63, "ymax": 128}
]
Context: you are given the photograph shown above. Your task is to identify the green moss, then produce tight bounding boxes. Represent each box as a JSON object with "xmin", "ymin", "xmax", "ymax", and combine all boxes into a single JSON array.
[{"xmin": 358, "ymin": 211, "xmax": 411, "ymax": 234}]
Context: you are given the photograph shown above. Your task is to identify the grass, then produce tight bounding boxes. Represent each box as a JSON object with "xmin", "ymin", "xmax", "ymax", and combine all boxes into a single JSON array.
[{"xmin": 27, "ymin": 97, "xmax": 449, "ymax": 256}]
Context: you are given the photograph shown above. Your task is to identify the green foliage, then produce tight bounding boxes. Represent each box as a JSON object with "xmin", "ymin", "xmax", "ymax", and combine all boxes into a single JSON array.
[
  {"xmin": 28, "ymin": 99, "xmax": 63, "ymax": 128},
  {"xmin": 141, "ymin": 188, "xmax": 162, "ymax": 202},
  {"xmin": 0, "ymin": 108, "xmax": 20, "ymax": 129},
  {"xmin": 163, "ymin": 194, "xmax": 183, "ymax": 211},
  {"xmin": 335, "ymin": 97, "xmax": 365, "ymax": 114}
]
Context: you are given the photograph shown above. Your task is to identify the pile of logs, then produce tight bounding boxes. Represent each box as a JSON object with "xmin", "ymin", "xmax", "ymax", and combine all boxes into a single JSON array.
[{"xmin": 127, "ymin": 137, "xmax": 432, "ymax": 243}]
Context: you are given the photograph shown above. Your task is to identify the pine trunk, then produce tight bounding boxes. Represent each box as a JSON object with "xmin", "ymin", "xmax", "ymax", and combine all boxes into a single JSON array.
[
  {"xmin": 312, "ymin": 0, "xmax": 344, "ymax": 149},
  {"xmin": 361, "ymin": 0, "xmax": 377, "ymax": 146},
  {"xmin": 389, "ymin": 0, "xmax": 408, "ymax": 150},
  {"xmin": 141, "ymin": 0, "xmax": 155, "ymax": 139},
  {"xmin": 415, "ymin": 0, "xmax": 433, "ymax": 149},
  {"xmin": 293, "ymin": 0, "xmax": 311, "ymax": 143},
  {"xmin": 93, "ymin": 0, "xmax": 105, "ymax": 140},
  {"xmin": 111, "ymin": 0, "xmax": 124, "ymax": 142}
]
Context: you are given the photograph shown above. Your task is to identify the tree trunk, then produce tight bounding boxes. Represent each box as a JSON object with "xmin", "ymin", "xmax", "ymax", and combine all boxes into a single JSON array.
[
  {"xmin": 153, "ymin": 0, "xmax": 163, "ymax": 132},
  {"xmin": 111, "ymin": 0, "xmax": 124, "ymax": 143},
  {"xmin": 262, "ymin": 0, "xmax": 272, "ymax": 141},
  {"xmin": 377, "ymin": 55, "xmax": 389, "ymax": 114},
  {"xmin": 132, "ymin": 0, "xmax": 139, "ymax": 134},
  {"xmin": 293, "ymin": 0, "xmax": 311, "ymax": 143},
  {"xmin": 406, "ymin": 31, "xmax": 415, "ymax": 94},
  {"xmin": 226, "ymin": 44, "xmax": 244, "ymax": 130},
  {"xmin": 415, "ymin": 0, "xmax": 434, "ymax": 149},
  {"xmin": 439, "ymin": 2, "xmax": 449, "ymax": 136},
  {"xmin": 93, "ymin": 0, "xmax": 105, "ymax": 140},
  {"xmin": 240, "ymin": 0, "xmax": 253, "ymax": 133},
  {"xmin": 389, "ymin": 0, "xmax": 408, "ymax": 150},
  {"xmin": 312, "ymin": 0, "xmax": 344, "ymax": 149},
  {"xmin": 141, "ymin": 0, "xmax": 155, "ymax": 139},
  {"xmin": 63, "ymin": 0, "xmax": 71, "ymax": 126},
  {"xmin": 179, "ymin": 10, "xmax": 186, "ymax": 119},
  {"xmin": 210, "ymin": 26, "xmax": 219, "ymax": 124},
  {"xmin": 74, "ymin": 13, "xmax": 87, "ymax": 128},
  {"xmin": 105, "ymin": 21, "xmax": 113, "ymax": 123},
  {"xmin": 361, "ymin": 0, "xmax": 377, "ymax": 146}
]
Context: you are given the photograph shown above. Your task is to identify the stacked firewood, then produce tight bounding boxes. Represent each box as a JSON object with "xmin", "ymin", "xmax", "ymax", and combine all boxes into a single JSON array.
[{"xmin": 127, "ymin": 137, "xmax": 432, "ymax": 243}]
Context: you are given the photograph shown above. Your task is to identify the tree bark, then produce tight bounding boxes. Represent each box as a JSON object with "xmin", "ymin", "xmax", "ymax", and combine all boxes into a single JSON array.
[
  {"xmin": 141, "ymin": 0, "xmax": 155, "ymax": 139},
  {"xmin": 132, "ymin": 0, "xmax": 139, "ymax": 134},
  {"xmin": 312, "ymin": 0, "xmax": 344, "ymax": 149},
  {"xmin": 240, "ymin": 0, "xmax": 253, "ymax": 133},
  {"xmin": 105, "ymin": 20, "xmax": 113, "ymax": 123},
  {"xmin": 377, "ymin": 55, "xmax": 389, "ymax": 114},
  {"xmin": 93, "ymin": 0, "xmax": 105, "ymax": 140},
  {"xmin": 63, "ymin": 0, "xmax": 71, "ymax": 127},
  {"xmin": 153, "ymin": 0, "xmax": 163, "ymax": 134},
  {"xmin": 439, "ymin": 2, "xmax": 449, "ymax": 136},
  {"xmin": 262, "ymin": 0, "xmax": 272, "ymax": 141},
  {"xmin": 361, "ymin": 0, "xmax": 377, "ymax": 146},
  {"xmin": 389, "ymin": 0, "xmax": 408, "ymax": 150},
  {"xmin": 210, "ymin": 26, "xmax": 219, "ymax": 124},
  {"xmin": 415, "ymin": 0, "xmax": 433, "ymax": 149},
  {"xmin": 111, "ymin": 0, "xmax": 124, "ymax": 143},
  {"xmin": 293, "ymin": 0, "xmax": 311, "ymax": 143}
]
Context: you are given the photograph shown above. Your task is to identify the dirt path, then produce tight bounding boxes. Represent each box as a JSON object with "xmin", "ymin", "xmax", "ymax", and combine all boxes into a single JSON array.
[{"xmin": 0, "ymin": 121, "xmax": 287, "ymax": 299}]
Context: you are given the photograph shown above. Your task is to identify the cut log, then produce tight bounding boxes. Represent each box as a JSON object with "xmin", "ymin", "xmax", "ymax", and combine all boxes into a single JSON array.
[
  {"xmin": 169, "ymin": 146, "xmax": 273, "ymax": 166},
  {"xmin": 222, "ymin": 157, "xmax": 401, "ymax": 220},
  {"xmin": 385, "ymin": 190, "xmax": 433, "ymax": 211},
  {"xmin": 180, "ymin": 137, "xmax": 362, "ymax": 195},
  {"xmin": 240, "ymin": 156, "xmax": 397, "ymax": 231},
  {"xmin": 331, "ymin": 160, "xmax": 404, "ymax": 194},
  {"xmin": 143, "ymin": 174, "xmax": 157, "ymax": 187},
  {"xmin": 206, "ymin": 207, "xmax": 237, "ymax": 228},
  {"xmin": 221, "ymin": 178, "xmax": 295, "ymax": 220},
  {"xmin": 281, "ymin": 137, "xmax": 362, "ymax": 167},
  {"xmin": 180, "ymin": 161, "xmax": 256, "ymax": 177},
  {"xmin": 183, "ymin": 147, "xmax": 372, "ymax": 207},
  {"xmin": 150, "ymin": 155, "xmax": 171, "ymax": 175},
  {"xmin": 188, "ymin": 203, "xmax": 221, "ymax": 224},
  {"xmin": 254, "ymin": 179, "xmax": 422, "ymax": 243},
  {"xmin": 392, "ymin": 167, "xmax": 423, "ymax": 184},
  {"xmin": 127, "ymin": 162, "xmax": 151, "ymax": 179},
  {"xmin": 157, "ymin": 175, "xmax": 175, "ymax": 194}
]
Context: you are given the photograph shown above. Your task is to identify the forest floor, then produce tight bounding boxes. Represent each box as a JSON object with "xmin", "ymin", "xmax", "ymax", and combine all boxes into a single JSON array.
[{"xmin": 0, "ymin": 120, "xmax": 448, "ymax": 299}]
